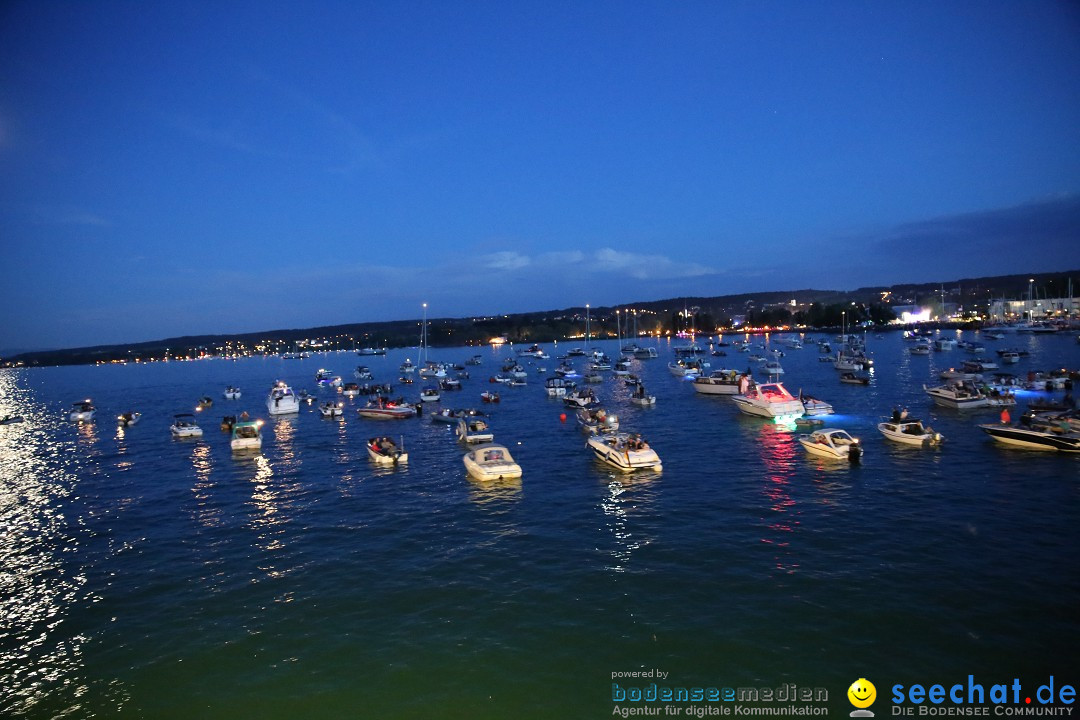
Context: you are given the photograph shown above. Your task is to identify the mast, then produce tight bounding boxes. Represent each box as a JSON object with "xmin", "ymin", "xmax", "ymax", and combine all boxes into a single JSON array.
[
  {"xmin": 418, "ymin": 302, "xmax": 428, "ymax": 366},
  {"xmin": 585, "ymin": 304, "xmax": 590, "ymax": 353}
]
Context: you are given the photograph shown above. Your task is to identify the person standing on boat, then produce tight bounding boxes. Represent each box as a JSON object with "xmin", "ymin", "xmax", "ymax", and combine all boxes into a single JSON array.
[{"xmin": 1000, "ymin": 407, "xmax": 1011, "ymax": 425}]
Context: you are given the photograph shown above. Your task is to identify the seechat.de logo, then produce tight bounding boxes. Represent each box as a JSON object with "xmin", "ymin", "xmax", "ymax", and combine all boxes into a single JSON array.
[{"xmin": 849, "ymin": 678, "xmax": 877, "ymax": 717}]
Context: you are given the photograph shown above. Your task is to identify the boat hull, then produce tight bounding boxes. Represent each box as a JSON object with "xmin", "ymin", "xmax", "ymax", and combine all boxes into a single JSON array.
[{"xmin": 979, "ymin": 425, "xmax": 1080, "ymax": 452}]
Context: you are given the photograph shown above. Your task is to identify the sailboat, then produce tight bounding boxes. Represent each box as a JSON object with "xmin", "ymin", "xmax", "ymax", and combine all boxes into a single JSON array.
[{"xmin": 417, "ymin": 302, "xmax": 445, "ymax": 378}]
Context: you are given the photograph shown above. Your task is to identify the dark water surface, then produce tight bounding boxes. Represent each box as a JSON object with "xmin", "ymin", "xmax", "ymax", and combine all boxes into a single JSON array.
[{"xmin": 1, "ymin": 331, "xmax": 1077, "ymax": 718}]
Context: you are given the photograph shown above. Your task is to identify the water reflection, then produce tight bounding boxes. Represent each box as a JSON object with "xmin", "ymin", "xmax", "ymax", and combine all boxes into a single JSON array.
[
  {"xmin": 467, "ymin": 475, "xmax": 522, "ymax": 505},
  {"xmin": 599, "ymin": 471, "xmax": 658, "ymax": 573},
  {"xmin": 246, "ymin": 453, "xmax": 302, "ymax": 582},
  {"xmin": 189, "ymin": 443, "xmax": 221, "ymax": 530},
  {"xmin": 0, "ymin": 371, "xmax": 90, "ymax": 716},
  {"xmin": 756, "ymin": 424, "xmax": 800, "ymax": 575}
]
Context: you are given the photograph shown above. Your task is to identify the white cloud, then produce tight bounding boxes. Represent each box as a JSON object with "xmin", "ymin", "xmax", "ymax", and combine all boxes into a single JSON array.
[{"xmin": 481, "ymin": 251, "xmax": 531, "ymax": 271}]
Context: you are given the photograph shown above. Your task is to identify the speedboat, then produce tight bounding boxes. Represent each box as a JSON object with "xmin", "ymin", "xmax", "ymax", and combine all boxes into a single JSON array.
[
  {"xmin": 315, "ymin": 369, "xmax": 338, "ymax": 384},
  {"xmin": 354, "ymin": 366, "xmax": 373, "ymax": 380},
  {"xmin": 431, "ymin": 408, "xmax": 473, "ymax": 424},
  {"xmin": 319, "ymin": 401, "xmax": 344, "ymax": 418},
  {"xmin": 923, "ymin": 382, "xmax": 994, "ymax": 410},
  {"xmin": 979, "ymin": 423, "xmax": 1080, "ymax": 453},
  {"xmin": 933, "ymin": 338, "xmax": 957, "ymax": 351},
  {"xmin": 440, "ymin": 377, "xmax": 462, "ymax": 391},
  {"xmin": 70, "ymin": 399, "xmax": 95, "ymax": 422},
  {"xmin": 730, "ymin": 382, "xmax": 805, "ymax": 420},
  {"xmin": 839, "ymin": 372, "xmax": 870, "ymax": 385},
  {"xmin": 633, "ymin": 347, "xmax": 658, "ymax": 359},
  {"xmin": 797, "ymin": 428, "xmax": 862, "ymax": 462},
  {"xmin": 267, "ymin": 382, "xmax": 300, "ymax": 415},
  {"xmin": 463, "ymin": 443, "xmax": 522, "ymax": 480},
  {"xmin": 170, "ymin": 413, "xmax": 204, "ymax": 438},
  {"xmin": 230, "ymin": 419, "xmax": 262, "ymax": 450},
  {"xmin": 480, "ymin": 391, "xmax": 500, "ymax": 403},
  {"xmin": 1000, "ymin": 351, "xmax": 1020, "ymax": 364},
  {"xmin": 668, "ymin": 358, "xmax": 708, "ymax": 377},
  {"xmin": 630, "ymin": 384, "xmax": 656, "ymax": 406},
  {"xmin": 197, "ymin": 396, "xmax": 214, "ymax": 409},
  {"xmin": 419, "ymin": 386, "xmax": 441, "ymax": 403},
  {"xmin": 577, "ymin": 407, "xmax": 619, "ymax": 435},
  {"xmin": 761, "ymin": 360, "xmax": 784, "ymax": 376},
  {"xmin": 563, "ymin": 389, "xmax": 599, "ymax": 409},
  {"xmin": 368, "ymin": 436, "xmax": 409, "ymax": 464},
  {"xmin": 341, "ymin": 382, "xmax": 361, "ymax": 397},
  {"xmin": 910, "ymin": 343, "xmax": 931, "ymax": 356},
  {"xmin": 586, "ymin": 433, "xmax": 662, "ymax": 472},
  {"xmin": 878, "ymin": 419, "xmax": 944, "ymax": 447},
  {"xmin": 223, "ymin": 386, "xmax": 242, "ymax": 399},
  {"xmin": 456, "ymin": 417, "xmax": 494, "ymax": 444},
  {"xmin": 691, "ymin": 370, "xmax": 744, "ymax": 395},
  {"xmin": 117, "ymin": 411, "xmax": 141, "ymax": 427},
  {"xmin": 357, "ymin": 399, "xmax": 417, "ymax": 420},
  {"xmin": 799, "ymin": 394, "xmax": 834, "ymax": 416}
]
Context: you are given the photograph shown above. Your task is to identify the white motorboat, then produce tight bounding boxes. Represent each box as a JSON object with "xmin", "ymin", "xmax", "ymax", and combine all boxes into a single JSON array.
[
  {"xmin": 230, "ymin": 419, "xmax": 262, "ymax": 451},
  {"xmin": 456, "ymin": 417, "xmax": 494, "ymax": 444},
  {"xmin": 923, "ymin": 382, "xmax": 998, "ymax": 410},
  {"xmin": 70, "ymin": 399, "xmax": 95, "ymax": 422},
  {"xmin": 357, "ymin": 399, "xmax": 417, "ymax": 420},
  {"xmin": 431, "ymin": 408, "xmax": 475, "ymax": 424},
  {"xmin": 979, "ymin": 424, "xmax": 1080, "ymax": 453},
  {"xmin": 223, "ymin": 386, "xmax": 242, "ymax": 399},
  {"xmin": 586, "ymin": 433, "xmax": 662, "ymax": 472},
  {"xmin": 910, "ymin": 343, "xmax": 931, "ymax": 356},
  {"xmin": 170, "ymin": 413, "xmax": 204, "ymax": 438},
  {"xmin": 797, "ymin": 428, "xmax": 862, "ymax": 462},
  {"xmin": 439, "ymin": 377, "xmax": 462, "ymax": 391},
  {"xmin": 577, "ymin": 407, "xmax": 619, "ymax": 435},
  {"xmin": 761, "ymin": 360, "xmax": 784, "ymax": 376},
  {"xmin": 341, "ymin": 382, "xmax": 361, "ymax": 397},
  {"xmin": 933, "ymin": 338, "xmax": 957, "ymax": 351},
  {"xmin": 613, "ymin": 360, "xmax": 631, "ymax": 376},
  {"xmin": 463, "ymin": 443, "xmax": 522, "ymax": 480},
  {"xmin": 668, "ymin": 358, "xmax": 708, "ymax": 377},
  {"xmin": 730, "ymin": 382, "xmax": 805, "ymax": 420},
  {"xmin": 799, "ymin": 394, "xmax": 834, "ymax": 416},
  {"xmin": 630, "ymin": 384, "xmax": 656, "ymax": 406},
  {"xmin": 315, "ymin": 369, "xmax": 337, "ymax": 384},
  {"xmin": 267, "ymin": 382, "xmax": 300, "ymax": 415},
  {"xmin": 400, "ymin": 358, "xmax": 416, "ymax": 374},
  {"xmin": 117, "ymin": 411, "xmax": 141, "ymax": 427},
  {"xmin": 691, "ymin": 370, "xmax": 744, "ymax": 395},
  {"xmin": 357, "ymin": 347, "xmax": 386, "ymax": 356},
  {"xmin": 563, "ymin": 389, "xmax": 599, "ymax": 409},
  {"xmin": 582, "ymin": 371, "xmax": 603, "ymax": 384},
  {"xmin": 367, "ymin": 436, "xmax": 409, "ymax": 464},
  {"xmin": 545, "ymin": 377, "xmax": 571, "ymax": 397},
  {"xmin": 878, "ymin": 418, "xmax": 944, "ymax": 447},
  {"xmin": 633, "ymin": 347, "xmax": 658, "ymax": 359},
  {"xmin": 319, "ymin": 401, "xmax": 344, "ymax": 418},
  {"xmin": 1000, "ymin": 351, "xmax": 1020, "ymax": 364},
  {"xmin": 354, "ymin": 366, "xmax": 373, "ymax": 380},
  {"xmin": 419, "ymin": 386, "xmax": 441, "ymax": 403},
  {"xmin": 963, "ymin": 359, "xmax": 998, "ymax": 373}
]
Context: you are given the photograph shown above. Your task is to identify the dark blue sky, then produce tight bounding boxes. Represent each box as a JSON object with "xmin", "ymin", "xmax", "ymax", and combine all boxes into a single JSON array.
[{"xmin": 2, "ymin": 1, "xmax": 1078, "ymax": 350}]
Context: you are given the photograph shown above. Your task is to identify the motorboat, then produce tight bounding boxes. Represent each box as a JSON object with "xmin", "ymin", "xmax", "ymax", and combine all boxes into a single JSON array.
[
  {"xmin": 315, "ymin": 369, "xmax": 338, "ymax": 384},
  {"xmin": 70, "ymin": 399, "xmax": 96, "ymax": 422},
  {"xmin": 613, "ymin": 360, "xmax": 631, "ymax": 376},
  {"xmin": 583, "ymin": 371, "xmax": 603, "ymax": 384},
  {"xmin": 633, "ymin": 347, "xmax": 658, "ymax": 359},
  {"xmin": 933, "ymin": 338, "xmax": 957, "ymax": 351},
  {"xmin": 456, "ymin": 417, "xmax": 494, "ymax": 444},
  {"xmin": 554, "ymin": 362, "xmax": 577, "ymax": 377},
  {"xmin": 400, "ymin": 358, "xmax": 416, "ymax": 374},
  {"xmin": 419, "ymin": 386, "xmax": 441, "ymax": 403},
  {"xmin": 357, "ymin": 398, "xmax": 418, "ymax": 420},
  {"xmin": 465, "ymin": 355, "xmax": 483, "ymax": 366},
  {"xmin": 630, "ymin": 384, "xmax": 656, "ymax": 406},
  {"xmin": 910, "ymin": 343, "xmax": 931, "ymax": 356},
  {"xmin": 431, "ymin": 408, "xmax": 474, "ymax": 424},
  {"xmin": 963, "ymin": 360, "xmax": 998, "ymax": 373},
  {"xmin": 730, "ymin": 382, "xmax": 805, "ymax": 420},
  {"xmin": 0, "ymin": 414, "xmax": 25, "ymax": 425},
  {"xmin": 545, "ymin": 377, "xmax": 571, "ymax": 397},
  {"xmin": 668, "ymin": 358, "xmax": 708, "ymax": 377},
  {"xmin": 368, "ymin": 436, "xmax": 409, "ymax": 464},
  {"xmin": 267, "ymin": 382, "xmax": 300, "ymax": 415},
  {"xmin": 878, "ymin": 419, "xmax": 944, "ymax": 447},
  {"xmin": 563, "ymin": 389, "xmax": 599, "ymax": 409},
  {"xmin": 979, "ymin": 423, "xmax": 1080, "ymax": 453},
  {"xmin": 223, "ymin": 386, "xmax": 242, "ymax": 399},
  {"xmin": 797, "ymin": 428, "xmax": 862, "ymax": 462},
  {"xmin": 230, "ymin": 419, "xmax": 262, "ymax": 451},
  {"xmin": 170, "ymin": 413, "xmax": 204, "ymax": 438},
  {"xmin": 586, "ymin": 433, "xmax": 663, "ymax": 472},
  {"xmin": 577, "ymin": 407, "xmax": 619, "ymax": 435},
  {"xmin": 1000, "ymin": 351, "xmax": 1020, "ymax": 364},
  {"xmin": 799, "ymin": 394, "xmax": 834, "ymax": 416},
  {"xmin": 297, "ymin": 389, "xmax": 314, "ymax": 405},
  {"xmin": 691, "ymin": 370, "xmax": 744, "ymax": 395},
  {"xmin": 357, "ymin": 347, "xmax": 386, "ymax": 356},
  {"xmin": 923, "ymin": 382, "xmax": 1011, "ymax": 410},
  {"xmin": 439, "ymin": 377, "xmax": 462, "ymax": 391},
  {"xmin": 419, "ymin": 361, "xmax": 448, "ymax": 379},
  {"xmin": 517, "ymin": 343, "xmax": 548, "ymax": 359},
  {"xmin": 939, "ymin": 368, "xmax": 979, "ymax": 381},
  {"xmin": 341, "ymin": 382, "xmax": 361, "ymax": 397},
  {"xmin": 117, "ymin": 411, "xmax": 141, "ymax": 427},
  {"xmin": 839, "ymin": 372, "xmax": 870, "ymax": 385},
  {"xmin": 463, "ymin": 443, "xmax": 522, "ymax": 480},
  {"xmin": 480, "ymin": 391, "xmax": 500, "ymax": 403},
  {"xmin": 354, "ymin": 366, "xmax": 373, "ymax": 380},
  {"xmin": 319, "ymin": 401, "xmax": 344, "ymax": 418},
  {"xmin": 220, "ymin": 415, "xmax": 236, "ymax": 431},
  {"xmin": 761, "ymin": 360, "xmax": 784, "ymax": 376}
]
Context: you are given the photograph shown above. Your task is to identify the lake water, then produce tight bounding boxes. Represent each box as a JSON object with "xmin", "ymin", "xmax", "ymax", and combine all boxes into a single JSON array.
[{"xmin": 1, "ymin": 330, "xmax": 1078, "ymax": 719}]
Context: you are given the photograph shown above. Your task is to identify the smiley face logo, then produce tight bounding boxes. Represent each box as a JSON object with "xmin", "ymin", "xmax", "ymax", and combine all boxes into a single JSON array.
[{"xmin": 848, "ymin": 678, "xmax": 876, "ymax": 711}]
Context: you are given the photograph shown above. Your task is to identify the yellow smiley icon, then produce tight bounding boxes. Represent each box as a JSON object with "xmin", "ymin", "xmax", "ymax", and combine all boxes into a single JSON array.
[{"xmin": 848, "ymin": 678, "xmax": 876, "ymax": 709}]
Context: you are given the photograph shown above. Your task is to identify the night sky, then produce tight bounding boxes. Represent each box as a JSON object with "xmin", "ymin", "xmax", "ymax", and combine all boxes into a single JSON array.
[{"xmin": 1, "ymin": 1, "xmax": 1078, "ymax": 351}]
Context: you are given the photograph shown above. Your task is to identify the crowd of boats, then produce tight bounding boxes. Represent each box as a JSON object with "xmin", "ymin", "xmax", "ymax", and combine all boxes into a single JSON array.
[{"xmin": 41, "ymin": 328, "xmax": 1080, "ymax": 476}]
